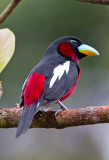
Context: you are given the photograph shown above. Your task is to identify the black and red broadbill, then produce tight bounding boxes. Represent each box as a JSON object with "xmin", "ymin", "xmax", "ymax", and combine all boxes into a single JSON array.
[{"xmin": 16, "ymin": 36, "xmax": 99, "ymax": 138}]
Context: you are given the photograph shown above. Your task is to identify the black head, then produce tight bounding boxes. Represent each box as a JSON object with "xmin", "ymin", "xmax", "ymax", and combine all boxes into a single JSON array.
[{"xmin": 44, "ymin": 36, "xmax": 99, "ymax": 63}]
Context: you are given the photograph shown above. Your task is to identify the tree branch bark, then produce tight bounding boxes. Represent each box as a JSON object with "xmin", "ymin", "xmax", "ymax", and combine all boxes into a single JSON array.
[
  {"xmin": 76, "ymin": 0, "xmax": 109, "ymax": 5},
  {"xmin": 0, "ymin": 0, "xmax": 21, "ymax": 25},
  {"xmin": 0, "ymin": 105, "xmax": 109, "ymax": 129}
]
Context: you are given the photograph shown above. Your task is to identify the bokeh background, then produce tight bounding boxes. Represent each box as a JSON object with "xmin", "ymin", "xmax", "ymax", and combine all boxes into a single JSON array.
[{"xmin": 0, "ymin": 0, "xmax": 109, "ymax": 160}]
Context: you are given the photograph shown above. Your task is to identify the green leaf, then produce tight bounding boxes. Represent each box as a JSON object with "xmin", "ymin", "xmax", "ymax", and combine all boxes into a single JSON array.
[{"xmin": 0, "ymin": 28, "xmax": 15, "ymax": 73}]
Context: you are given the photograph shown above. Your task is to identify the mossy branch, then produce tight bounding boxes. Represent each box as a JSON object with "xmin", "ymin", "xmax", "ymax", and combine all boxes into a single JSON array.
[{"xmin": 0, "ymin": 105, "xmax": 109, "ymax": 129}]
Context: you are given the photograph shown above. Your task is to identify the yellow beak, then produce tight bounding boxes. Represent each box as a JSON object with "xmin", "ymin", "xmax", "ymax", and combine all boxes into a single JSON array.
[{"xmin": 78, "ymin": 44, "xmax": 99, "ymax": 56}]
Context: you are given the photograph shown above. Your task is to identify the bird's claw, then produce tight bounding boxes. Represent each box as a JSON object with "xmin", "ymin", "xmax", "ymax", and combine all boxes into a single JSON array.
[{"xmin": 55, "ymin": 100, "xmax": 68, "ymax": 116}]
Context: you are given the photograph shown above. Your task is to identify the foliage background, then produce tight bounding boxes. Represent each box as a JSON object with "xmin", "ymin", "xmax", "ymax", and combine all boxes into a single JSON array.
[{"xmin": 0, "ymin": 0, "xmax": 109, "ymax": 160}]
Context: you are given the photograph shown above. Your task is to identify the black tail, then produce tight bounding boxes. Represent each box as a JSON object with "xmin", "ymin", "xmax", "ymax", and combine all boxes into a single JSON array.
[{"xmin": 16, "ymin": 95, "xmax": 43, "ymax": 138}]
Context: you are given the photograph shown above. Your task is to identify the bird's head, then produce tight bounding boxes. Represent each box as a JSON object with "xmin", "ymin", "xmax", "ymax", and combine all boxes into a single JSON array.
[{"xmin": 44, "ymin": 36, "xmax": 99, "ymax": 64}]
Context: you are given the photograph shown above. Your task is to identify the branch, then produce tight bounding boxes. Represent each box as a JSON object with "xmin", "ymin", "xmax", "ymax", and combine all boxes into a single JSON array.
[
  {"xmin": 0, "ymin": 105, "xmax": 109, "ymax": 129},
  {"xmin": 0, "ymin": 0, "xmax": 108, "ymax": 26},
  {"xmin": 76, "ymin": 0, "xmax": 109, "ymax": 5},
  {"xmin": 0, "ymin": 0, "xmax": 21, "ymax": 25}
]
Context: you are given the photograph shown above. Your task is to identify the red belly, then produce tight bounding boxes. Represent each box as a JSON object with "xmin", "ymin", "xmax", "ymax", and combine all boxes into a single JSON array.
[{"xmin": 60, "ymin": 70, "xmax": 81, "ymax": 101}]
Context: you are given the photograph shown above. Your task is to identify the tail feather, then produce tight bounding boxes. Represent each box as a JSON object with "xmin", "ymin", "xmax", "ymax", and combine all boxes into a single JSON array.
[{"xmin": 16, "ymin": 95, "xmax": 43, "ymax": 138}]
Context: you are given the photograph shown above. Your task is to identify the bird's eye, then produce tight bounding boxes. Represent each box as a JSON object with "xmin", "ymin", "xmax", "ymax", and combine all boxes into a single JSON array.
[{"xmin": 70, "ymin": 40, "xmax": 77, "ymax": 45}]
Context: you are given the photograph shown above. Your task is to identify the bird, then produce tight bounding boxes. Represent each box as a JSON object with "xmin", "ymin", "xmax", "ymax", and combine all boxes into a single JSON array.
[{"xmin": 16, "ymin": 36, "xmax": 99, "ymax": 138}]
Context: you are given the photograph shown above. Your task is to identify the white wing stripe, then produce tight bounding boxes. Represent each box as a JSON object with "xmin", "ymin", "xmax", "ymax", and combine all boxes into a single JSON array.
[{"xmin": 49, "ymin": 61, "xmax": 70, "ymax": 88}]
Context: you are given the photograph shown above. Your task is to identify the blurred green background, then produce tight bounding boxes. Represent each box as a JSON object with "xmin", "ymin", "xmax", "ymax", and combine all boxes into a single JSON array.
[{"xmin": 0, "ymin": 0, "xmax": 109, "ymax": 160}]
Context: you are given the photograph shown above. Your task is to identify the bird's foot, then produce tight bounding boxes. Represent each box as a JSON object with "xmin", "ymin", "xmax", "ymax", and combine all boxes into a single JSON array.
[
  {"xmin": 55, "ymin": 100, "xmax": 68, "ymax": 116},
  {"xmin": 58, "ymin": 100, "xmax": 69, "ymax": 110}
]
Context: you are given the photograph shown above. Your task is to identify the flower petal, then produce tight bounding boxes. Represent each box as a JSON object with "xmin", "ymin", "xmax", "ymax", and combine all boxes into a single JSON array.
[{"xmin": 0, "ymin": 28, "xmax": 15, "ymax": 73}]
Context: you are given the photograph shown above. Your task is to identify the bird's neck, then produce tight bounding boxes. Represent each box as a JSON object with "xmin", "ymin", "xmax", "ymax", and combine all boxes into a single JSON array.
[
  {"xmin": 71, "ymin": 54, "xmax": 79, "ymax": 64},
  {"xmin": 43, "ymin": 47, "xmax": 79, "ymax": 64}
]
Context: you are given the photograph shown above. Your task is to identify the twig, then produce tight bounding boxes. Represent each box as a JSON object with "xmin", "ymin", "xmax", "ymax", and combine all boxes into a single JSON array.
[
  {"xmin": 0, "ymin": 0, "xmax": 22, "ymax": 25},
  {"xmin": 76, "ymin": 0, "xmax": 109, "ymax": 5},
  {"xmin": 0, "ymin": 0, "xmax": 108, "ymax": 26},
  {"xmin": 0, "ymin": 105, "xmax": 109, "ymax": 129}
]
